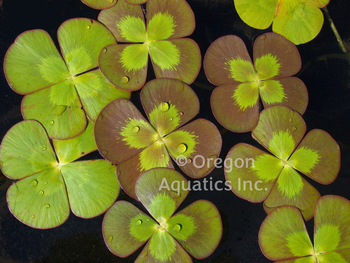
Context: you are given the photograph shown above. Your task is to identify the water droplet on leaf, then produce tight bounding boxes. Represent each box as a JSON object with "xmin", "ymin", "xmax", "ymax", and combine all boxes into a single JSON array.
[
  {"xmin": 161, "ymin": 154, "xmax": 166, "ymax": 158},
  {"xmin": 179, "ymin": 111, "xmax": 184, "ymax": 116},
  {"xmin": 87, "ymin": 25, "xmax": 91, "ymax": 29},
  {"xmin": 289, "ymin": 118, "xmax": 293, "ymax": 122},
  {"xmin": 31, "ymin": 215, "xmax": 35, "ymax": 218},
  {"xmin": 98, "ymin": 115, "xmax": 104, "ymax": 121},
  {"xmin": 108, "ymin": 235, "xmax": 113, "ymax": 242},
  {"xmin": 45, "ymin": 204, "xmax": 50, "ymax": 208},
  {"xmin": 42, "ymin": 147, "xmax": 47, "ymax": 151},
  {"xmin": 50, "ymin": 120, "xmax": 55, "ymax": 125},
  {"xmin": 169, "ymin": 117, "xmax": 173, "ymax": 121},
  {"xmin": 31, "ymin": 179, "xmax": 38, "ymax": 187},
  {"xmin": 187, "ymin": 158, "xmax": 192, "ymax": 164},
  {"xmin": 44, "ymin": 181, "xmax": 48, "ymax": 185},
  {"xmin": 39, "ymin": 190, "xmax": 44, "ymax": 195},
  {"xmin": 102, "ymin": 48, "xmax": 107, "ymax": 54},
  {"xmin": 173, "ymin": 224, "xmax": 182, "ymax": 232},
  {"xmin": 161, "ymin": 102, "xmax": 170, "ymax": 112},
  {"xmin": 121, "ymin": 76, "xmax": 129, "ymax": 84},
  {"xmin": 177, "ymin": 143, "xmax": 188, "ymax": 153},
  {"xmin": 102, "ymin": 150, "xmax": 108, "ymax": 156},
  {"xmin": 133, "ymin": 126, "xmax": 140, "ymax": 133},
  {"xmin": 136, "ymin": 219, "xmax": 142, "ymax": 225},
  {"xmin": 171, "ymin": 190, "xmax": 181, "ymax": 198},
  {"xmin": 293, "ymin": 126, "xmax": 297, "ymax": 131}
]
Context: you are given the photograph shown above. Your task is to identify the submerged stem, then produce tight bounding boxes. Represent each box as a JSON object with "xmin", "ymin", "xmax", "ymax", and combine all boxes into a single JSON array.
[{"xmin": 323, "ymin": 7, "xmax": 348, "ymax": 54}]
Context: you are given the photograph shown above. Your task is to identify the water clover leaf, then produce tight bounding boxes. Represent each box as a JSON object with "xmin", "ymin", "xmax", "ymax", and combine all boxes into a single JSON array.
[
  {"xmin": 98, "ymin": 0, "xmax": 201, "ymax": 91},
  {"xmin": 234, "ymin": 0, "xmax": 330, "ymax": 45},
  {"xmin": 225, "ymin": 106, "xmax": 340, "ymax": 220},
  {"xmin": 204, "ymin": 32, "xmax": 308, "ymax": 132},
  {"xmin": 95, "ymin": 78, "xmax": 222, "ymax": 199},
  {"xmin": 102, "ymin": 168, "xmax": 223, "ymax": 261},
  {"xmin": 0, "ymin": 120, "xmax": 120, "ymax": 229},
  {"xmin": 259, "ymin": 195, "xmax": 350, "ymax": 262},
  {"xmin": 4, "ymin": 18, "xmax": 130, "ymax": 140}
]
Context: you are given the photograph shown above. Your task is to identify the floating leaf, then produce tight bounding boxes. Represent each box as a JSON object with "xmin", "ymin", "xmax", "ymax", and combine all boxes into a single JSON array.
[
  {"xmin": 81, "ymin": 0, "xmax": 117, "ymax": 10},
  {"xmin": 259, "ymin": 195, "xmax": 350, "ymax": 262},
  {"xmin": 0, "ymin": 120, "xmax": 120, "ymax": 228},
  {"xmin": 102, "ymin": 168, "xmax": 222, "ymax": 261},
  {"xmin": 234, "ymin": 0, "xmax": 330, "ymax": 44},
  {"xmin": 4, "ymin": 18, "xmax": 129, "ymax": 139},
  {"xmin": 205, "ymin": 33, "xmax": 308, "ymax": 132},
  {"xmin": 226, "ymin": 106, "xmax": 340, "ymax": 219},
  {"xmin": 95, "ymin": 79, "xmax": 222, "ymax": 199},
  {"xmin": 98, "ymin": 0, "xmax": 200, "ymax": 90}
]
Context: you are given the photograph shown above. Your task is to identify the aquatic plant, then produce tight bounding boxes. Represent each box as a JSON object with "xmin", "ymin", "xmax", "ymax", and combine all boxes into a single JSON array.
[
  {"xmin": 98, "ymin": 0, "xmax": 201, "ymax": 90},
  {"xmin": 95, "ymin": 78, "xmax": 222, "ymax": 198},
  {"xmin": 4, "ymin": 18, "xmax": 130, "ymax": 139},
  {"xmin": 103, "ymin": 168, "xmax": 222, "ymax": 262},
  {"xmin": 204, "ymin": 32, "xmax": 308, "ymax": 132},
  {"xmin": 259, "ymin": 195, "xmax": 350, "ymax": 262},
  {"xmin": 0, "ymin": 120, "xmax": 119, "ymax": 229},
  {"xmin": 225, "ymin": 106, "xmax": 340, "ymax": 220},
  {"xmin": 81, "ymin": 0, "xmax": 147, "ymax": 10},
  {"xmin": 234, "ymin": 0, "xmax": 330, "ymax": 45}
]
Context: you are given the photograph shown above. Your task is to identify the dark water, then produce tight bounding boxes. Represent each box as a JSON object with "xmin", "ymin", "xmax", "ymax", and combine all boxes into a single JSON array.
[{"xmin": 0, "ymin": 0, "xmax": 349, "ymax": 262}]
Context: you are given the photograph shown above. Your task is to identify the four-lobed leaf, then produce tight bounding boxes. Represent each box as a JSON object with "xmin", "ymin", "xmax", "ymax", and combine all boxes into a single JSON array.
[
  {"xmin": 205, "ymin": 32, "xmax": 308, "ymax": 133},
  {"xmin": 98, "ymin": 0, "xmax": 201, "ymax": 91},
  {"xmin": 234, "ymin": 0, "xmax": 330, "ymax": 45},
  {"xmin": 4, "ymin": 18, "xmax": 130, "ymax": 139},
  {"xmin": 95, "ymin": 78, "xmax": 222, "ymax": 198},
  {"xmin": 0, "ymin": 120, "xmax": 120, "ymax": 229},
  {"xmin": 259, "ymin": 195, "xmax": 350, "ymax": 262},
  {"xmin": 225, "ymin": 106, "xmax": 340, "ymax": 220},
  {"xmin": 102, "ymin": 168, "xmax": 222, "ymax": 262}
]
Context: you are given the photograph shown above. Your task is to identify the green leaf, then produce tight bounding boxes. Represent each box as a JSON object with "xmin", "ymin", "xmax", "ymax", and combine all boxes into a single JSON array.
[
  {"xmin": 21, "ymin": 79, "xmax": 86, "ymax": 140},
  {"xmin": 252, "ymin": 106, "xmax": 306, "ymax": 157},
  {"xmin": 135, "ymin": 168, "xmax": 189, "ymax": 221},
  {"xmin": 204, "ymin": 35, "xmax": 252, "ymax": 86},
  {"xmin": 116, "ymin": 149, "xmax": 173, "ymax": 199},
  {"xmin": 99, "ymin": 44, "xmax": 148, "ymax": 91},
  {"xmin": 254, "ymin": 53, "xmax": 281, "ymax": 80},
  {"xmin": 259, "ymin": 206, "xmax": 314, "ymax": 261},
  {"xmin": 152, "ymin": 38, "xmax": 201, "ymax": 85},
  {"xmin": 149, "ymin": 40, "xmax": 180, "ymax": 71},
  {"xmin": 148, "ymin": 230, "xmax": 176, "ymax": 261},
  {"xmin": 120, "ymin": 44, "xmax": 149, "ymax": 72},
  {"xmin": 135, "ymin": 231, "xmax": 192, "ymax": 263},
  {"xmin": 141, "ymin": 78, "xmax": 200, "ymax": 133},
  {"xmin": 4, "ymin": 30, "xmax": 69, "ymax": 94},
  {"xmin": 316, "ymin": 251, "xmax": 350, "ymax": 263},
  {"xmin": 117, "ymin": 15, "xmax": 146, "ymax": 42},
  {"xmin": 0, "ymin": 120, "xmax": 57, "ymax": 179},
  {"xmin": 314, "ymin": 195, "xmax": 350, "ymax": 252},
  {"xmin": 53, "ymin": 119, "xmax": 97, "ymax": 164},
  {"xmin": 147, "ymin": 12, "xmax": 176, "ymax": 41},
  {"xmin": 58, "ymin": 18, "xmax": 116, "ymax": 75},
  {"xmin": 276, "ymin": 166, "xmax": 304, "ymax": 199},
  {"xmin": 225, "ymin": 143, "xmax": 277, "ymax": 202},
  {"xmin": 146, "ymin": 0, "xmax": 195, "ymax": 39},
  {"xmin": 273, "ymin": 1, "xmax": 325, "ymax": 44},
  {"xmin": 61, "ymin": 160, "xmax": 119, "ymax": 218},
  {"xmin": 102, "ymin": 201, "xmax": 157, "ymax": 257},
  {"xmin": 81, "ymin": 0, "xmax": 117, "ymax": 10},
  {"xmin": 95, "ymin": 99, "xmax": 156, "ymax": 164},
  {"xmin": 259, "ymin": 80, "xmax": 286, "ymax": 105},
  {"xmin": 73, "ymin": 69, "xmax": 130, "ymax": 121},
  {"xmin": 168, "ymin": 200, "xmax": 222, "ymax": 259},
  {"xmin": 211, "ymin": 84, "xmax": 260, "ymax": 132},
  {"xmin": 125, "ymin": 0, "xmax": 147, "ymax": 4},
  {"xmin": 253, "ymin": 32, "xmax": 302, "ymax": 78},
  {"xmin": 234, "ymin": 0, "xmax": 277, "ymax": 29},
  {"xmin": 7, "ymin": 167, "xmax": 70, "ymax": 229},
  {"xmin": 170, "ymin": 119, "xmax": 222, "ymax": 179},
  {"xmin": 233, "ymin": 82, "xmax": 260, "ymax": 111},
  {"xmin": 289, "ymin": 129, "xmax": 340, "ymax": 185},
  {"xmin": 98, "ymin": 0, "xmax": 145, "ymax": 42},
  {"xmin": 226, "ymin": 57, "xmax": 255, "ymax": 82}
]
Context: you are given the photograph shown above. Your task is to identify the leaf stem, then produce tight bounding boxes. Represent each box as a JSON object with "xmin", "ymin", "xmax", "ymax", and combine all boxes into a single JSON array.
[{"xmin": 323, "ymin": 7, "xmax": 347, "ymax": 54}]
